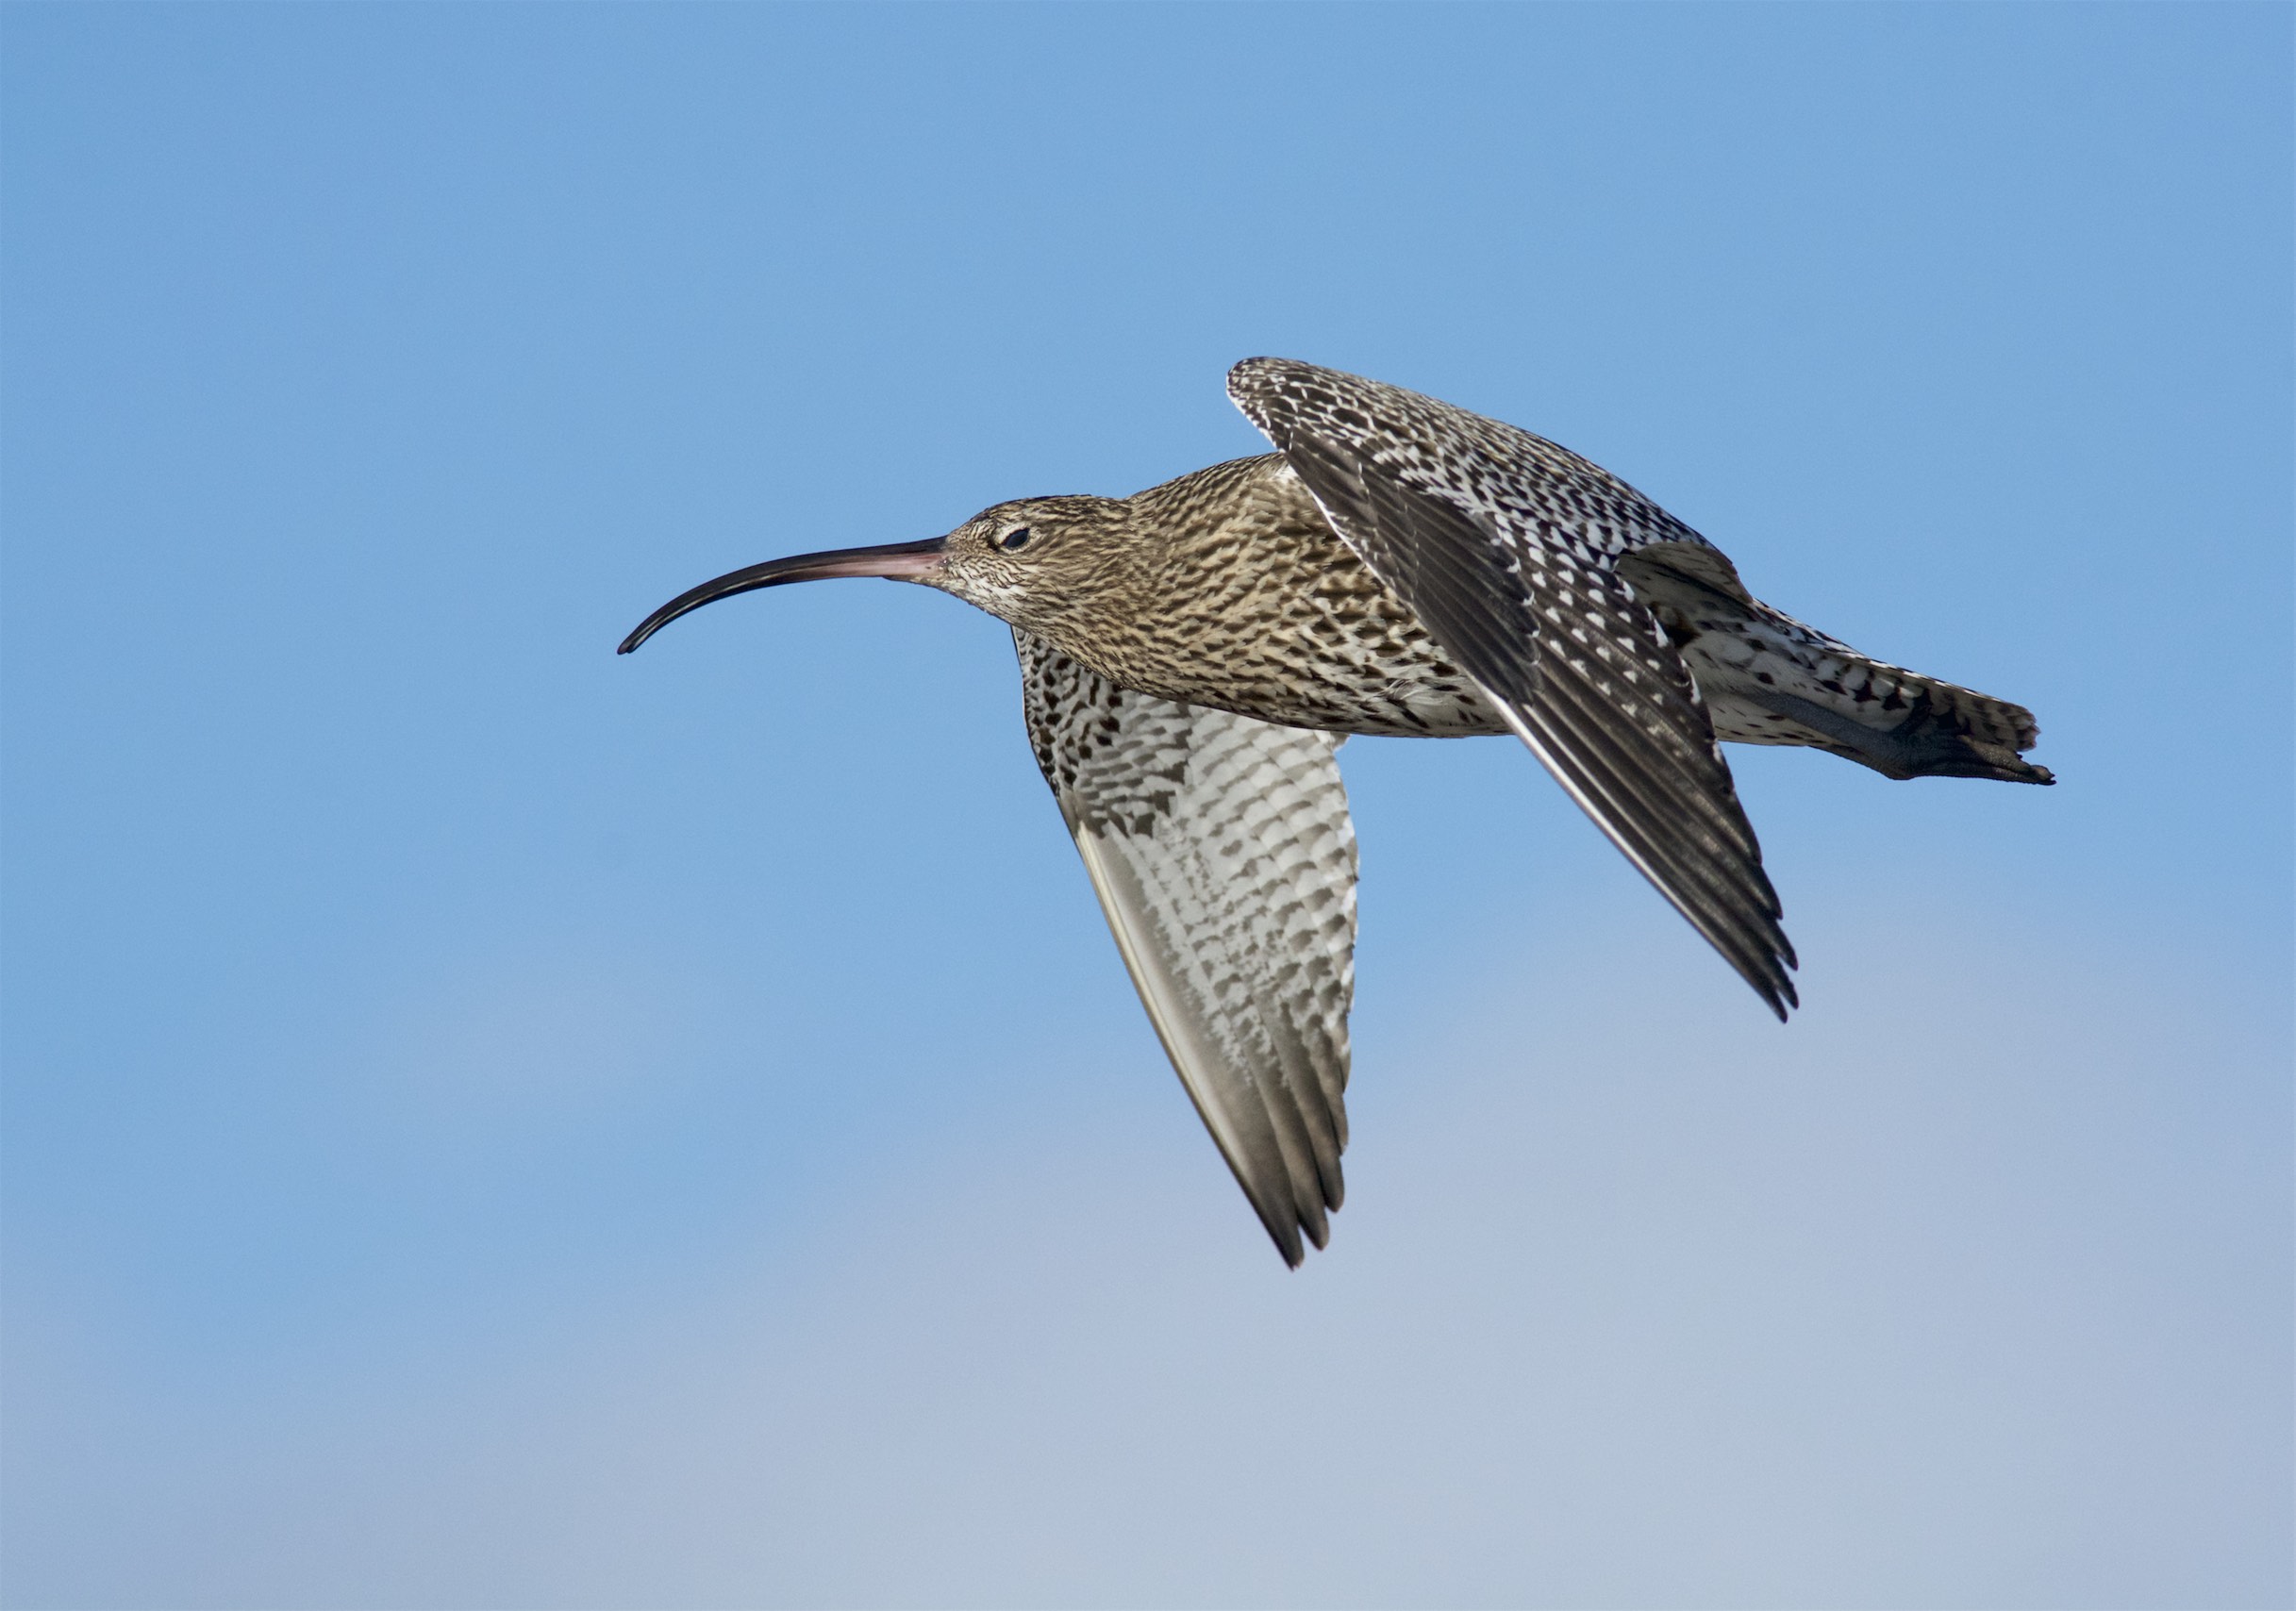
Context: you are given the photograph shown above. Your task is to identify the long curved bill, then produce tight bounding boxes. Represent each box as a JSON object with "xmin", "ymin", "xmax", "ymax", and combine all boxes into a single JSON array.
[{"xmin": 617, "ymin": 537, "xmax": 949, "ymax": 655}]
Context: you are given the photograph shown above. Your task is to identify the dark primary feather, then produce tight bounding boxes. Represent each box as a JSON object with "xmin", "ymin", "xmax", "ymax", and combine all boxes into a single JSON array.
[{"xmin": 1231, "ymin": 358, "xmax": 1797, "ymax": 1019}]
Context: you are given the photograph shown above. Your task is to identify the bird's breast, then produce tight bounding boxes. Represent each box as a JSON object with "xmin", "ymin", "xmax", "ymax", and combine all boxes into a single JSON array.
[{"xmin": 1077, "ymin": 461, "xmax": 1508, "ymax": 739}]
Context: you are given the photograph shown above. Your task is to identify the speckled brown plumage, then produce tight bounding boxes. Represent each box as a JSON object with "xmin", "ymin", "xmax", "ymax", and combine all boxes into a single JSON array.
[{"xmin": 984, "ymin": 455, "xmax": 1495, "ymax": 739}]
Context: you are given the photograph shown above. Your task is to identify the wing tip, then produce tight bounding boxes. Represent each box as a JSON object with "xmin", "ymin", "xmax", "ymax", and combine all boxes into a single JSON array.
[
  {"xmin": 1264, "ymin": 1215, "xmax": 1306, "ymax": 1268},
  {"xmin": 1251, "ymin": 1186, "xmax": 1338, "ymax": 1269},
  {"xmin": 1754, "ymin": 952, "xmax": 1799, "ymax": 1021}
]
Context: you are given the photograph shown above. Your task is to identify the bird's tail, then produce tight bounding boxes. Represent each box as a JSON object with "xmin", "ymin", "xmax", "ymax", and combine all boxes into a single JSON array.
[{"xmin": 1621, "ymin": 540, "xmax": 2055, "ymax": 786}]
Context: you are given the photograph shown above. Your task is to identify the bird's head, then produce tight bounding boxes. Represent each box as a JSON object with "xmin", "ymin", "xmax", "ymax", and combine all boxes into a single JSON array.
[{"xmin": 617, "ymin": 493, "xmax": 1136, "ymax": 656}]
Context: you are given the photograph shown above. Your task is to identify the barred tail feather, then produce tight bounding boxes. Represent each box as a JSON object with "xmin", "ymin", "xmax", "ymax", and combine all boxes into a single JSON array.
[{"xmin": 1619, "ymin": 540, "xmax": 2055, "ymax": 787}]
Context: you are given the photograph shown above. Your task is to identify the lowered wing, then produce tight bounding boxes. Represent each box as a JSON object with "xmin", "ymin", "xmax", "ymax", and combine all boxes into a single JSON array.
[{"xmin": 1016, "ymin": 629, "xmax": 1357, "ymax": 1265}]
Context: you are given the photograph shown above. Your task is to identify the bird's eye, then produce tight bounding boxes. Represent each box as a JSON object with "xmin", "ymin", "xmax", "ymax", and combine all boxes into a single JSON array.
[{"xmin": 998, "ymin": 526, "xmax": 1033, "ymax": 552}]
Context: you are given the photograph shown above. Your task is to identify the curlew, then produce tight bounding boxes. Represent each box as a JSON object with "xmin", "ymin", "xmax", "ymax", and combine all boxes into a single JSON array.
[{"xmin": 620, "ymin": 359, "xmax": 2052, "ymax": 1265}]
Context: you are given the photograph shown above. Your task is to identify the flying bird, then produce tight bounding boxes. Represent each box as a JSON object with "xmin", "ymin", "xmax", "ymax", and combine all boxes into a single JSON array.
[{"xmin": 620, "ymin": 359, "xmax": 2052, "ymax": 1266}]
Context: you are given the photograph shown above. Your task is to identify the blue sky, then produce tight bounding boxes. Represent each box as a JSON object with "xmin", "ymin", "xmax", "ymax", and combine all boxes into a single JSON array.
[{"xmin": 3, "ymin": 6, "xmax": 2288, "ymax": 1606}]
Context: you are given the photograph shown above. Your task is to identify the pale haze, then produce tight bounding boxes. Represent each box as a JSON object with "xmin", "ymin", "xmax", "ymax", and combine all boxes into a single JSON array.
[{"xmin": 3, "ymin": 7, "xmax": 2288, "ymax": 1608}]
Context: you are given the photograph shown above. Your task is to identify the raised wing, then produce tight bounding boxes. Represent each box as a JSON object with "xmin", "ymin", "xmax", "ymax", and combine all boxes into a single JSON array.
[
  {"xmin": 1016, "ymin": 628, "xmax": 1357, "ymax": 1265},
  {"xmin": 1228, "ymin": 357, "xmax": 1796, "ymax": 1019}
]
